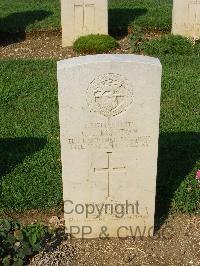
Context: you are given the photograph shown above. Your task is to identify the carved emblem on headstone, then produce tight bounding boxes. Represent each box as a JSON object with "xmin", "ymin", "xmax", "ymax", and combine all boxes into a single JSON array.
[{"xmin": 87, "ymin": 73, "xmax": 133, "ymax": 117}]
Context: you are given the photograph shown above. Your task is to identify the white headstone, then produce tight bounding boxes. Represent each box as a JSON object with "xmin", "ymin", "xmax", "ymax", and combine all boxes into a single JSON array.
[
  {"xmin": 172, "ymin": 0, "xmax": 200, "ymax": 38},
  {"xmin": 57, "ymin": 55, "xmax": 162, "ymax": 239},
  {"xmin": 61, "ymin": 0, "xmax": 108, "ymax": 47}
]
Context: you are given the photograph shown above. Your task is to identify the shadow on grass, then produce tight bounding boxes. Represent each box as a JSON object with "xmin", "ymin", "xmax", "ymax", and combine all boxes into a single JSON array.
[
  {"xmin": 0, "ymin": 137, "xmax": 46, "ymax": 178},
  {"xmin": 0, "ymin": 133, "xmax": 199, "ymax": 230},
  {"xmin": 0, "ymin": 10, "xmax": 53, "ymax": 46},
  {"xmin": 155, "ymin": 132, "xmax": 200, "ymax": 229},
  {"xmin": 109, "ymin": 8, "xmax": 147, "ymax": 38}
]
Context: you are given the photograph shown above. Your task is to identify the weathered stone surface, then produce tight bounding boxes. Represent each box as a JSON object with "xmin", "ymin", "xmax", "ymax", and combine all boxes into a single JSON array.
[
  {"xmin": 57, "ymin": 54, "xmax": 162, "ymax": 238},
  {"xmin": 61, "ymin": 0, "xmax": 108, "ymax": 47},
  {"xmin": 172, "ymin": 0, "xmax": 200, "ymax": 38}
]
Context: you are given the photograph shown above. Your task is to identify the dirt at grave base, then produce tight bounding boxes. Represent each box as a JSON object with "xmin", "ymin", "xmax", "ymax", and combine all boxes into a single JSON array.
[
  {"xmin": 0, "ymin": 30, "xmax": 165, "ymax": 60},
  {"xmin": 0, "ymin": 30, "xmax": 130, "ymax": 59},
  {"xmin": 29, "ymin": 214, "xmax": 200, "ymax": 266}
]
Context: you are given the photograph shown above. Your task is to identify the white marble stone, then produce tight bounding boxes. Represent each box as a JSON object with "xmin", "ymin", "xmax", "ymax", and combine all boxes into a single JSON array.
[
  {"xmin": 61, "ymin": 0, "xmax": 108, "ymax": 47},
  {"xmin": 172, "ymin": 0, "xmax": 200, "ymax": 38},
  {"xmin": 57, "ymin": 54, "xmax": 162, "ymax": 239}
]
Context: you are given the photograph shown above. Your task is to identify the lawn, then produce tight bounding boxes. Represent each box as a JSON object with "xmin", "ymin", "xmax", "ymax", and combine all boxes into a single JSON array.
[
  {"xmin": 0, "ymin": 56, "xmax": 199, "ymax": 216},
  {"xmin": 0, "ymin": 0, "xmax": 172, "ymax": 32},
  {"xmin": 0, "ymin": 60, "xmax": 62, "ymax": 212}
]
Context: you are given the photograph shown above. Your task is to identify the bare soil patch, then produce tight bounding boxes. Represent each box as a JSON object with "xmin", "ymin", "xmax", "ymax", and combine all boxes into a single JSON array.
[
  {"xmin": 2, "ymin": 210, "xmax": 200, "ymax": 265},
  {"xmin": 0, "ymin": 29, "xmax": 165, "ymax": 59},
  {"xmin": 29, "ymin": 214, "xmax": 200, "ymax": 266},
  {"xmin": 1, "ymin": 209, "xmax": 63, "ymax": 225},
  {"xmin": 0, "ymin": 30, "xmax": 131, "ymax": 60}
]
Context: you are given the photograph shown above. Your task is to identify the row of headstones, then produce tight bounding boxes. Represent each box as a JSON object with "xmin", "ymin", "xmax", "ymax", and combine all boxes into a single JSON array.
[
  {"xmin": 57, "ymin": 0, "xmax": 199, "ymax": 238},
  {"xmin": 61, "ymin": 0, "xmax": 200, "ymax": 47}
]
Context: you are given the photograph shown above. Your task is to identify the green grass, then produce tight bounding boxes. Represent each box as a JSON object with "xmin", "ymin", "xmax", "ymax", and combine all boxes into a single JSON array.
[
  {"xmin": 0, "ymin": 60, "xmax": 62, "ymax": 211},
  {"xmin": 0, "ymin": 57, "xmax": 199, "ymax": 216},
  {"xmin": 109, "ymin": 0, "xmax": 172, "ymax": 32},
  {"xmin": 0, "ymin": 0, "xmax": 172, "ymax": 32},
  {"xmin": 132, "ymin": 34, "xmax": 200, "ymax": 57},
  {"xmin": 0, "ymin": 0, "xmax": 60, "ymax": 32},
  {"xmin": 158, "ymin": 55, "xmax": 200, "ymax": 215}
]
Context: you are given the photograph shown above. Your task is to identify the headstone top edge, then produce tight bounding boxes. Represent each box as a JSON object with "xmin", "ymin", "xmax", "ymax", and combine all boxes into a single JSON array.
[{"xmin": 57, "ymin": 54, "xmax": 161, "ymax": 70}]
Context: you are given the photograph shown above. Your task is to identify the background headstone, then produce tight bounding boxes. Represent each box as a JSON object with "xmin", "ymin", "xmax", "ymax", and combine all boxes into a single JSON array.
[
  {"xmin": 57, "ymin": 55, "xmax": 162, "ymax": 238},
  {"xmin": 61, "ymin": 0, "xmax": 108, "ymax": 47},
  {"xmin": 172, "ymin": 0, "xmax": 200, "ymax": 38}
]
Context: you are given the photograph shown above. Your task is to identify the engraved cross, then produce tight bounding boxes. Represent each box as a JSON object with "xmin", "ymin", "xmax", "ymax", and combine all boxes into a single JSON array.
[
  {"xmin": 94, "ymin": 152, "xmax": 126, "ymax": 198},
  {"xmin": 74, "ymin": 1, "xmax": 94, "ymax": 29}
]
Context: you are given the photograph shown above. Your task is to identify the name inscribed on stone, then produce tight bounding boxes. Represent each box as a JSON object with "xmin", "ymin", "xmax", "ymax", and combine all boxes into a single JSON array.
[{"xmin": 66, "ymin": 121, "xmax": 151, "ymax": 150}]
